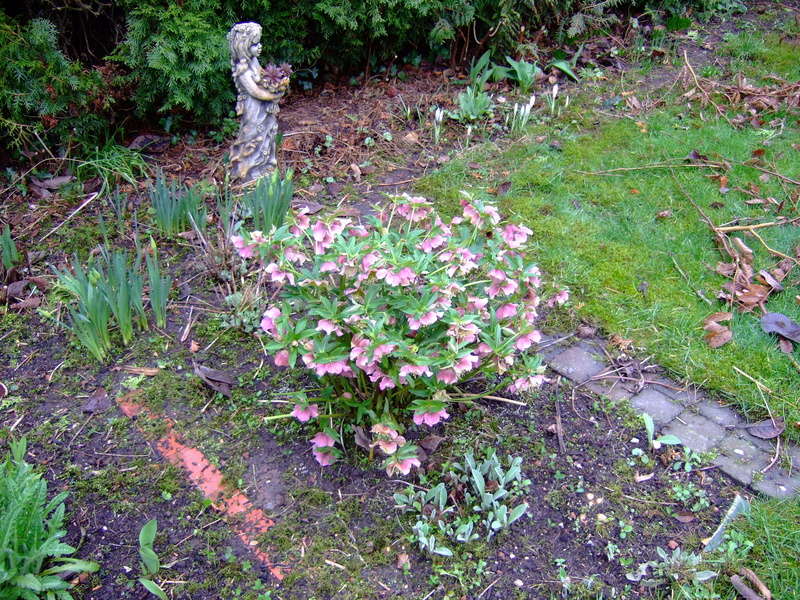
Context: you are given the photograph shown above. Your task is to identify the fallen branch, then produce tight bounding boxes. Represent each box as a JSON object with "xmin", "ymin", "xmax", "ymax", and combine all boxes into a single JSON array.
[{"xmin": 683, "ymin": 50, "xmax": 735, "ymax": 127}]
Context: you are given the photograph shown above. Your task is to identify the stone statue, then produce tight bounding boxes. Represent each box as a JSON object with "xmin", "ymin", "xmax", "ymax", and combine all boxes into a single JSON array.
[{"xmin": 227, "ymin": 22, "xmax": 291, "ymax": 184}]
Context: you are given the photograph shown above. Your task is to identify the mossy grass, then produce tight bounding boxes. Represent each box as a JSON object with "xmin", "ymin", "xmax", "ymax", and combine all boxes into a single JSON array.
[{"xmin": 418, "ymin": 104, "xmax": 800, "ymax": 444}]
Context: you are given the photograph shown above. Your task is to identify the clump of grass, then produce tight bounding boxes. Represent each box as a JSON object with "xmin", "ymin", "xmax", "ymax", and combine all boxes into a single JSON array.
[
  {"xmin": 148, "ymin": 173, "xmax": 208, "ymax": 236},
  {"xmin": 145, "ymin": 239, "xmax": 172, "ymax": 329},
  {"xmin": 1, "ymin": 223, "xmax": 20, "ymax": 271},
  {"xmin": 240, "ymin": 168, "xmax": 294, "ymax": 232},
  {"xmin": 0, "ymin": 437, "xmax": 99, "ymax": 599},
  {"xmin": 55, "ymin": 242, "xmax": 171, "ymax": 360}
]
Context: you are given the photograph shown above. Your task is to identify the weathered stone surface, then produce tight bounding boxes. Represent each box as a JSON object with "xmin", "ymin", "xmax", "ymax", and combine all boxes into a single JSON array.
[
  {"xmin": 662, "ymin": 412, "xmax": 726, "ymax": 453},
  {"xmin": 546, "ymin": 345, "xmax": 606, "ymax": 383},
  {"xmin": 714, "ymin": 435, "xmax": 771, "ymax": 485},
  {"xmin": 629, "ymin": 388, "xmax": 683, "ymax": 426},
  {"xmin": 752, "ymin": 468, "xmax": 800, "ymax": 499},
  {"xmin": 696, "ymin": 400, "xmax": 744, "ymax": 428},
  {"xmin": 585, "ymin": 379, "xmax": 633, "ymax": 402}
]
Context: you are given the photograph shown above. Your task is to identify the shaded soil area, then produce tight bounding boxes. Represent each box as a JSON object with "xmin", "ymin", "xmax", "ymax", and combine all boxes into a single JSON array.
[{"xmin": 2, "ymin": 2, "xmax": 797, "ymax": 599}]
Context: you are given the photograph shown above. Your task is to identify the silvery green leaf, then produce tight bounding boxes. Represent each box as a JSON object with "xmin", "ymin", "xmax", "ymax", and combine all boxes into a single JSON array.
[
  {"xmin": 694, "ymin": 571, "xmax": 717, "ymax": 582},
  {"xmin": 509, "ymin": 503, "xmax": 528, "ymax": 524},
  {"xmin": 656, "ymin": 434, "xmax": 682, "ymax": 445}
]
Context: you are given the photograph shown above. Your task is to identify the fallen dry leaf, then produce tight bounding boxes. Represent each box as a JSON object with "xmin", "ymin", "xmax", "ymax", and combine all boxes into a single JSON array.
[
  {"xmin": 193, "ymin": 361, "xmax": 234, "ymax": 397},
  {"xmin": 674, "ymin": 511, "xmax": 696, "ymax": 523},
  {"xmin": 743, "ymin": 418, "xmax": 785, "ymax": 439},
  {"xmin": 82, "ymin": 387, "xmax": 111, "ymax": 414},
  {"xmin": 634, "ymin": 472, "xmax": 654, "ymax": 483},
  {"xmin": 761, "ymin": 312, "xmax": 800, "ymax": 343},
  {"xmin": 778, "ymin": 338, "xmax": 793, "ymax": 353},
  {"xmin": 396, "ymin": 553, "xmax": 410, "ymax": 570},
  {"xmin": 189, "ymin": 340, "xmax": 200, "ymax": 353},
  {"xmin": 703, "ymin": 312, "xmax": 733, "ymax": 348},
  {"xmin": 656, "ymin": 209, "xmax": 673, "ymax": 219},
  {"xmin": 420, "ymin": 434, "xmax": 445, "ymax": 453}
]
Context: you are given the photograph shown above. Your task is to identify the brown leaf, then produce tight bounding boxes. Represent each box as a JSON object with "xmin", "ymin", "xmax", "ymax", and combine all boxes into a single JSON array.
[
  {"xmin": 761, "ymin": 312, "xmax": 800, "ymax": 343},
  {"xmin": 656, "ymin": 209, "xmax": 672, "ymax": 219},
  {"xmin": 744, "ymin": 418, "xmax": 785, "ymax": 439},
  {"xmin": 193, "ymin": 361, "xmax": 234, "ymax": 397},
  {"xmin": 353, "ymin": 426, "xmax": 371, "ymax": 451},
  {"xmin": 189, "ymin": 340, "xmax": 200, "ymax": 353},
  {"xmin": 757, "ymin": 270, "xmax": 783, "ymax": 292},
  {"xmin": 703, "ymin": 312, "xmax": 733, "ymax": 348},
  {"xmin": 10, "ymin": 297, "xmax": 40, "ymax": 311},
  {"xmin": 715, "ymin": 262, "xmax": 736, "ymax": 278},
  {"xmin": 719, "ymin": 175, "xmax": 730, "ymax": 194},
  {"xmin": 751, "ymin": 148, "xmax": 766, "ymax": 158},
  {"xmin": 634, "ymin": 472, "xmax": 654, "ymax": 483},
  {"xmin": 778, "ymin": 337, "xmax": 793, "ymax": 354},
  {"xmin": 420, "ymin": 434, "xmax": 445, "ymax": 453},
  {"xmin": 496, "ymin": 180, "xmax": 512, "ymax": 195},
  {"xmin": 674, "ymin": 511, "xmax": 696, "ymax": 523},
  {"xmin": 396, "ymin": 553, "xmax": 410, "ymax": 570},
  {"xmin": 82, "ymin": 387, "xmax": 111, "ymax": 413},
  {"xmin": 0, "ymin": 381, "xmax": 7, "ymax": 399},
  {"xmin": 685, "ymin": 149, "xmax": 710, "ymax": 162}
]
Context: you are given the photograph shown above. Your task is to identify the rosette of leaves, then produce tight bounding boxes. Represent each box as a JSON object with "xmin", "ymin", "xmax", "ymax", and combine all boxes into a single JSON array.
[
  {"xmin": 0, "ymin": 438, "xmax": 99, "ymax": 599},
  {"xmin": 239, "ymin": 192, "xmax": 566, "ymax": 464}
]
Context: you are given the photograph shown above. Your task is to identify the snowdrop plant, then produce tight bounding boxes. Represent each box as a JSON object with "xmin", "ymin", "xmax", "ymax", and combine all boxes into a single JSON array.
[{"xmin": 237, "ymin": 192, "xmax": 567, "ymax": 470}]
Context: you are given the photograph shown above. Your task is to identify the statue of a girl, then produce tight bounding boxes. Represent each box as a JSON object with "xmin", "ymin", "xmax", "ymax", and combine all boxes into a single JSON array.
[{"xmin": 227, "ymin": 22, "xmax": 291, "ymax": 184}]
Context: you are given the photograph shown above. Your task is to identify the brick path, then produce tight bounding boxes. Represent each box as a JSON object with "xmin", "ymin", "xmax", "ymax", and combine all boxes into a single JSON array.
[{"xmin": 541, "ymin": 336, "xmax": 800, "ymax": 498}]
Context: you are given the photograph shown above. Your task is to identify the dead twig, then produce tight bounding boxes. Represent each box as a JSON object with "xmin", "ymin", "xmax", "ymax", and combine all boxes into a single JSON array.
[
  {"xmin": 730, "ymin": 575, "xmax": 765, "ymax": 600},
  {"xmin": 683, "ymin": 50, "xmax": 734, "ymax": 127}
]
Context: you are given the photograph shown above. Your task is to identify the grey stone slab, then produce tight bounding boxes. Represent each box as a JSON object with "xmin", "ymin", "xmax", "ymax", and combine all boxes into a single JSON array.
[
  {"xmin": 585, "ymin": 379, "xmax": 633, "ymax": 402},
  {"xmin": 696, "ymin": 400, "xmax": 744, "ymax": 428},
  {"xmin": 713, "ymin": 434, "xmax": 772, "ymax": 485},
  {"xmin": 662, "ymin": 412, "xmax": 726, "ymax": 453},
  {"xmin": 752, "ymin": 468, "xmax": 800, "ymax": 499},
  {"xmin": 546, "ymin": 345, "xmax": 606, "ymax": 383},
  {"xmin": 629, "ymin": 388, "xmax": 683, "ymax": 426}
]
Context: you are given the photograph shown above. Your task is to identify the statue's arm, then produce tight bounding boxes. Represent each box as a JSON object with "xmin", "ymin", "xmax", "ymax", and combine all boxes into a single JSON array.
[{"xmin": 239, "ymin": 71, "xmax": 283, "ymax": 101}]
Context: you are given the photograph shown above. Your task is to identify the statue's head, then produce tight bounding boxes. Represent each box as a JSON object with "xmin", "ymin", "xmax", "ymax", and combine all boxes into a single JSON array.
[{"xmin": 228, "ymin": 22, "xmax": 262, "ymax": 64}]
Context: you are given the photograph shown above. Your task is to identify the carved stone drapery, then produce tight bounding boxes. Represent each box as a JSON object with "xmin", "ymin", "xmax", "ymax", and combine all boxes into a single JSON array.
[{"xmin": 227, "ymin": 22, "xmax": 290, "ymax": 184}]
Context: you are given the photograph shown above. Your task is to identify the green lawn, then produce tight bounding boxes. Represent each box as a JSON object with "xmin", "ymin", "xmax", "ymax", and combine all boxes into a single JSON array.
[{"xmin": 418, "ymin": 107, "xmax": 800, "ymax": 444}]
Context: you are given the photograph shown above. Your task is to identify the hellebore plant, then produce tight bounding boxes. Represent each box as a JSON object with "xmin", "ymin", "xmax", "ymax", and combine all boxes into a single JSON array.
[{"xmin": 239, "ymin": 192, "xmax": 567, "ymax": 472}]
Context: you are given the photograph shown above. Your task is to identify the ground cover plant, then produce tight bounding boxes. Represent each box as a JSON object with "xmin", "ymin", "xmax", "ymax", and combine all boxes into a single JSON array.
[
  {"xmin": 2, "ymin": 3, "xmax": 800, "ymax": 600},
  {"xmin": 0, "ymin": 438, "xmax": 98, "ymax": 599}
]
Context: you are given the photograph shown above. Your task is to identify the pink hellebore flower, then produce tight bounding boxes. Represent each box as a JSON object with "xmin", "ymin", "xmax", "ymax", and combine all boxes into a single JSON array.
[
  {"xmin": 385, "ymin": 456, "xmax": 421, "ymax": 477},
  {"xmin": 265, "ymin": 262, "xmax": 295, "ymax": 285},
  {"xmin": 316, "ymin": 319, "xmax": 344, "ymax": 336},
  {"xmin": 398, "ymin": 364, "xmax": 433, "ymax": 380},
  {"xmin": 408, "ymin": 310, "xmax": 441, "ymax": 331},
  {"xmin": 496, "ymin": 303, "xmax": 518, "ymax": 320},
  {"xmin": 231, "ymin": 235, "xmax": 256, "ymax": 258},
  {"xmin": 436, "ymin": 368, "xmax": 458, "ymax": 385},
  {"xmin": 486, "ymin": 269, "xmax": 519, "ymax": 298},
  {"xmin": 419, "ymin": 234, "xmax": 446, "ymax": 253},
  {"xmin": 484, "ymin": 204, "xmax": 501, "ymax": 225},
  {"xmin": 290, "ymin": 211, "xmax": 311, "ymax": 236},
  {"xmin": 547, "ymin": 289, "xmax": 570, "ymax": 307},
  {"xmin": 274, "ymin": 349, "xmax": 290, "ymax": 367},
  {"xmin": 311, "ymin": 431, "xmax": 335, "ymax": 449},
  {"xmin": 462, "ymin": 202, "xmax": 484, "ymax": 228},
  {"xmin": 502, "ymin": 224, "xmax": 533, "ymax": 249},
  {"xmin": 284, "ymin": 246, "xmax": 308, "ymax": 264},
  {"xmin": 291, "ymin": 403, "xmax": 319, "ymax": 423},
  {"xmin": 313, "ymin": 449, "xmax": 335, "ymax": 466},
  {"xmin": 412, "ymin": 409, "xmax": 450, "ymax": 427},
  {"xmin": 260, "ymin": 307, "xmax": 281, "ymax": 336},
  {"xmin": 349, "ymin": 226, "xmax": 370, "ymax": 238},
  {"xmin": 320, "ymin": 261, "xmax": 339, "ymax": 273},
  {"xmin": 515, "ymin": 330, "xmax": 542, "ymax": 351},
  {"xmin": 372, "ymin": 343, "xmax": 397, "ymax": 361},
  {"xmin": 453, "ymin": 353, "xmax": 480, "ymax": 375},
  {"xmin": 370, "ymin": 424, "xmax": 405, "ymax": 455},
  {"xmin": 508, "ymin": 374, "xmax": 546, "ymax": 393}
]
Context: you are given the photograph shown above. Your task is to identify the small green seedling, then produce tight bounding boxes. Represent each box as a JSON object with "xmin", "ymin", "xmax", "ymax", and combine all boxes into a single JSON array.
[
  {"xmin": 642, "ymin": 413, "xmax": 681, "ymax": 450},
  {"xmin": 138, "ymin": 519, "xmax": 167, "ymax": 600}
]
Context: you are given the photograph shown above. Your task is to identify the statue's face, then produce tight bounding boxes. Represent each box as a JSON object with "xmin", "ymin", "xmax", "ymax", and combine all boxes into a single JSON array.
[{"xmin": 250, "ymin": 42, "xmax": 262, "ymax": 57}]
